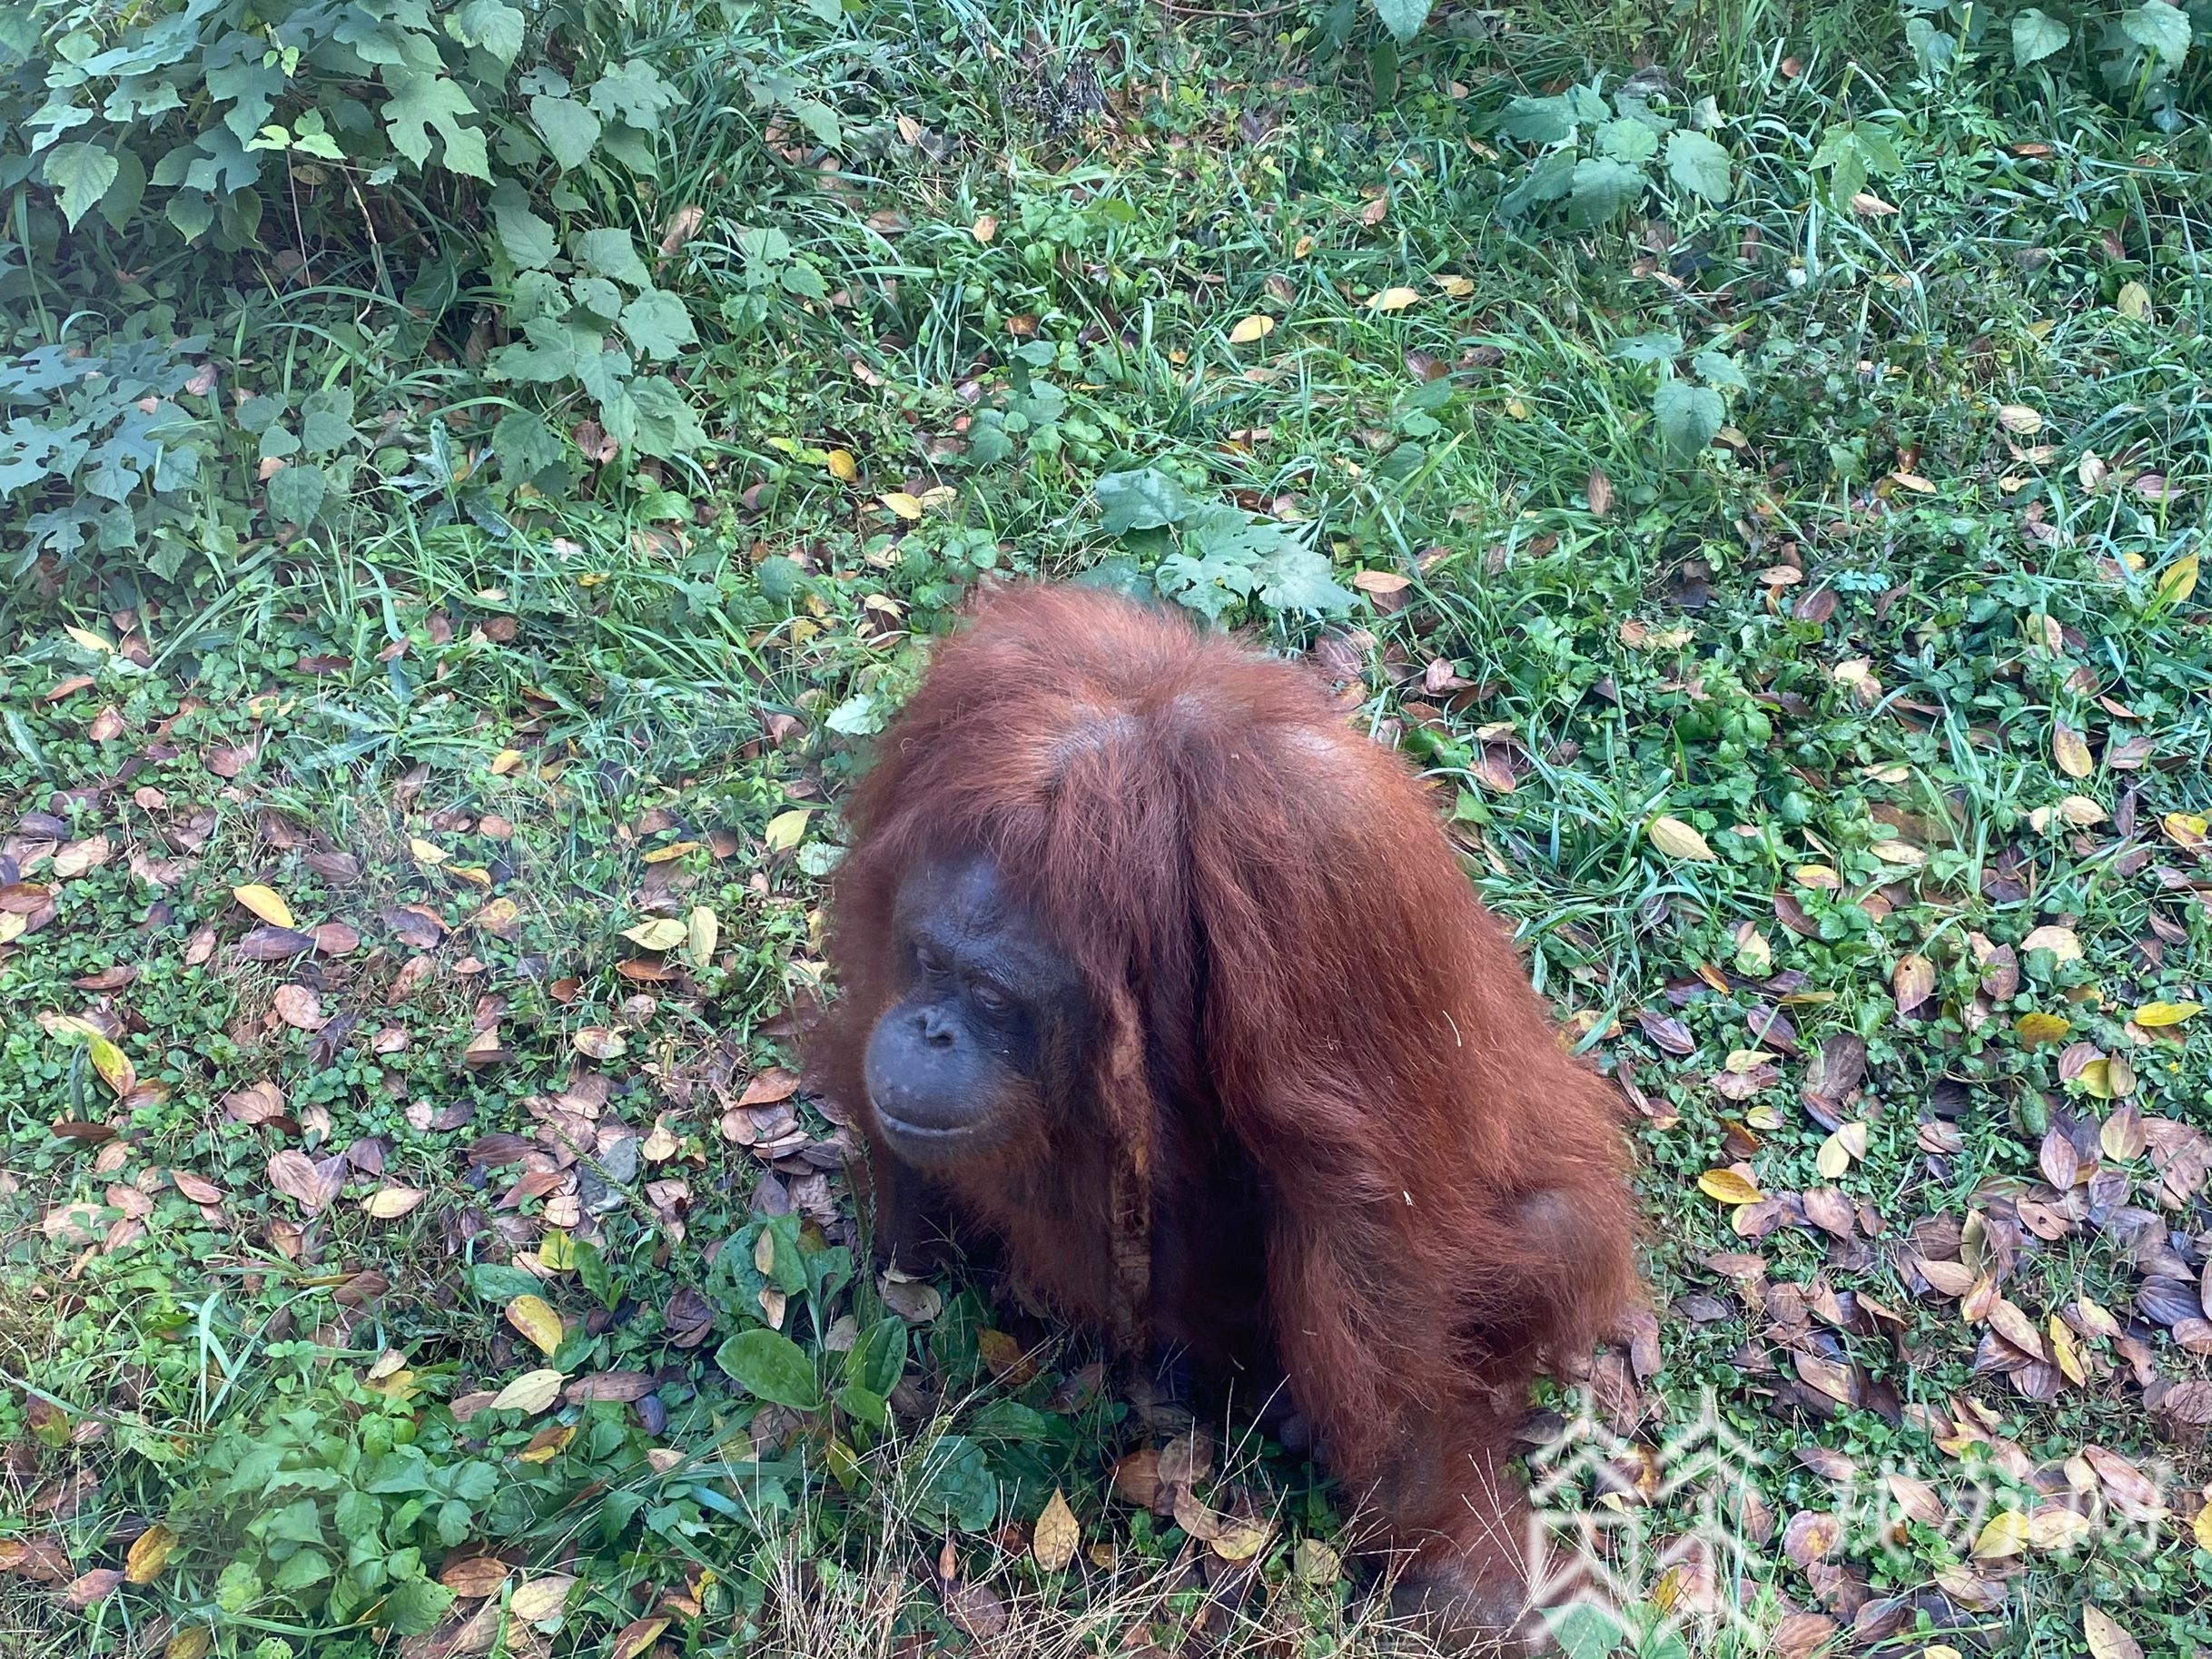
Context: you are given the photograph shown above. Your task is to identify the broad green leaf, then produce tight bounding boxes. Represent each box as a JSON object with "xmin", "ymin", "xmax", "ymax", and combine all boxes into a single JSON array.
[
  {"xmin": 43, "ymin": 143, "xmax": 120, "ymax": 229},
  {"xmin": 576, "ymin": 228, "xmax": 651, "ymax": 288},
  {"xmin": 1095, "ymin": 468, "xmax": 1197, "ymax": 534},
  {"xmin": 266, "ymin": 463, "xmax": 330, "ymax": 526},
  {"xmin": 1253, "ymin": 548, "xmax": 1355, "ymax": 617},
  {"xmin": 1611, "ymin": 332, "xmax": 1684, "ymax": 364},
  {"xmin": 489, "ymin": 183, "xmax": 557, "ymax": 270},
  {"xmin": 1372, "ymin": 0, "xmax": 1435, "ymax": 44},
  {"xmin": 621, "ymin": 289, "xmax": 697, "ymax": 360},
  {"xmin": 380, "ymin": 1577, "xmax": 457, "ymax": 1637},
  {"xmin": 2012, "ymin": 7, "xmax": 2070, "ymax": 64},
  {"xmin": 1498, "ymin": 148, "xmax": 1575, "ymax": 217},
  {"xmin": 451, "ymin": 0, "xmax": 526, "ymax": 61},
  {"xmin": 1691, "ymin": 349, "xmax": 1748, "ymax": 390},
  {"xmin": 530, "ymin": 94, "xmax": 601, "ymax": 170},
  {"xmin": 716, "ymin": 1328, "xmax": 823, "ymax": 1411},
  {"xmin": 493, "ymin": 410, "xmax": 565, "ymax": 482},
  {"xmin": 383, "ymin": 69, "xmax": 489, "ymax": 179},
  {"xmin": 1664, "ymin": 130, "xmax": 1732, "ymax": 204},
  {"xmin": 588, "ymin": 61, "xmax": 679, "ymax": 128},
  {"xmin": 1596, "ymin": 118, "xmax": 1659, "ymax": 165},
  {"xmin": 845, "ymin": 1316, "xmax": 908, "ymax": 1397},
  {"xmin": 1567, "ymin": 156, "xmax": 1644, "ymax": 226},
  {"xmin": 299, "ymin": 388, "xmax": 355, "ymax": 454},
  {"xmin": 2122, "ymin": 0, "xmax": 2190, "ymax": 67},
  {"xmin": 1654, "ymin": 380, "xmax": 1724, "ymax": 459},
  {"xmin": 1498, "ymin": 95, "xmax": 1571, "ymax": 146}
]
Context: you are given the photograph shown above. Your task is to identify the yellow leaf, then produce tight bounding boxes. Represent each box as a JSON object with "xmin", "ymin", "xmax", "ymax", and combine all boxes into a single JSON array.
[
  {"xmin": 2195, "ymin": 1501, "xmax": 2212, "ymax": 1554},
  {"xmin": 1697, "ymin": 1169, "xmax": 1763, "ymax": 1205},
  {"xmin": 509, "ymin": 1575, "xmax": 577, "ymax": 1622},
  {"xmin": 2115, "ymin": 281, "xmax": 2150, "ymax": 321},
  {"xmin": 1972, "ymin": 1510, "xmax": 2029, "ymax": 1558},
  {"xmin": 623, "ymin": 917, "xmax": 688, "ymax": 952},
  {"xmin": 1890, "ymin": 469, "xmax": 1937, "ymax": 493},
  {"xmin": 686, "ymin": 904, "xmax": 718, "ymax": 967},
  {"xmin": 2085, "ymin": 1605, "xmax": 2145, "ymax": 1659},
  {"xmin": 1647, "ymin": 815, "xmax": 1716, "ymax": 862},
  {"xmin": 1869, "ymin": 839, "xmax": 1927, "ymax": 867},
  {"xmin": 164, "ymin": 1629, "xmax": 212, "ymax": 1659},
  {"xmin": 361, "ymin": 1185, "xmax": 427, "ymax": 1220},
  {"xmin": 2015, "ymin": 1012, "xmax": 2070, "ymax": 1047},
  {"xmin": 1367, "ymin": 285, "xmax": 1419, "ymax": 311},
  {"xmin": 1996, "ymin": 404, "xmax": 2043, "ymax": 434},
  {"xmin": 124, "ymin": 1522, "xmax": 178, "ymax": 1585},
  {"xmin": 1032, "ymin": 1488, "xmax": 1080, "ymax": 1573},
  {"xmin": 1293, "ymin": 1538, "xmax": 1342, "ymax": 1581},
  {"xmin": 1228, "ymin": 314, "xmax": 1275, "ymax": 345},
  {"xmin": 505, "ymin": 1293, "xmax": 564, "ymax": 1356},
  {"xmin": 641, "ymin": 840, "xmax": 701, "ymax": 864},
  {"xmin": 87, "ymin": 1034, "xmax": 136, "ymax": 1100},
  {"xmin": 1431, "ymin": 273, "xmax": 1475, "ymax": 298},
  {"xmin": 2048, "ymin": 1318, "xmax": 2087, "ymax": 1387},
  {"xmin": 2021, "ymin": 924, "xmax": 2082, "ymax": 961},
  {"xmin": 610, "ymin": 1616, "xmax": 670, "ymax": 1659},
  {"xmin": 764, "ymin": 808, "xmax": 812, "ymax": 852},
  {"xmin": 409, "ymin": 836, "xmax": 449, "ymax": 865},
  {"xmin": 2132, "ymin": 1002, "xmax": 2200, "ymax": 1027},
  {"xmin": 64, "ymin": 626, "xmax": 114, "ymax": 654},
  {"xmin": 971, "ymin": 214, "xmax": 997, "ymax": 243},
  {"xmin": 1816, "ymin": 1122, "xmax": 1867, "ymax": 1180},
  {"xmin": 825, "ymin": 449, "xmax": 857, "ymax": 482},
  {"xmin": 232, "ymin": 884, "xmax": 296, "ymax": 928},
  {"xmin": 489, "ymin": 1368, "xmax": 565, "ymax": 1414},
  {"xmin": 2153, "ymin": 553, "xmax": 2197, "ymax": 606},
  {"xmin": 489, "ymin": 747, "xmax": 524, "ymax": 775},
  {"xmin": 2051, "ymin": 722, "xmax": 2093, "ymax": 778},
  {"xmin": 881, "ymin": 491, "xmax": 924, "ymax": 520},
  {"xmin": 539, "ymin": 1228, "xmax": 576, "ymax": 1270}
]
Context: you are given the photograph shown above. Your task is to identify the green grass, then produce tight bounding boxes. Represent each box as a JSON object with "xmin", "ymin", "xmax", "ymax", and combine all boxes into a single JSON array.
[{"xmin": 3, "ymin": 0, "xmax": 2210, "ymax": 1655}]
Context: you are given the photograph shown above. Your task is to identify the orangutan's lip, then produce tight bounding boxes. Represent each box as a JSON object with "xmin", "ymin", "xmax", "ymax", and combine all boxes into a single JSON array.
[{"xmin": 871, "ymin": 1106, "xmax": 986, "ymax": 1145}]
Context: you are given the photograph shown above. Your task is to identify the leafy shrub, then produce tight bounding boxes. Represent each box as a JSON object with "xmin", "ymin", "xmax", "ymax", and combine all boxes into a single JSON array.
[
  {"xmin": 0, "ymin": 335, "xmax": 212, "ymax": 582},
  {"xmin": 1901, "ymin": 0, "xmax": 2205, "ymax": 125},
  {"xmin": 0, "ymin": 0, "xmax": 858, "ymax": 542}
]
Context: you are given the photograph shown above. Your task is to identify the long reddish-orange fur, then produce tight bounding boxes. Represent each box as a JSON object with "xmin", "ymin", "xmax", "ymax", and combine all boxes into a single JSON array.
[{"xmin": 814, "ymin": 584, "xmax": 1636, "ymax": 1604}]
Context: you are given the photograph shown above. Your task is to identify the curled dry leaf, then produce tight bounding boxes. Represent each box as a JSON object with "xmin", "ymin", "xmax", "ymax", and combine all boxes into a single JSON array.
[
  {"xmin": 272, "ymin": 984, "xmax": 326, "ymax": 1032},
  {"xmin": 266, "ymin": 1150, "xmax": 341, "ymax": 1215},
  {"xmin": 66, "ymin": 1566, "xmax": 124, "ymax": 1607},
  {"xmin": 571, "ymin": 1027, "xmax": 627, "ymax": 1060},
  {"xmin": 1891, "ymin": 953, "xmax": 1936, "ymax": 1013}
]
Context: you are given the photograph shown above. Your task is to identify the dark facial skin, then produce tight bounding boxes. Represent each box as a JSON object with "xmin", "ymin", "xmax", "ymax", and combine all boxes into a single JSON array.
[{"xmin": 862, "ymin": 855, "xmax": 1084, "ymax": 1169}]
